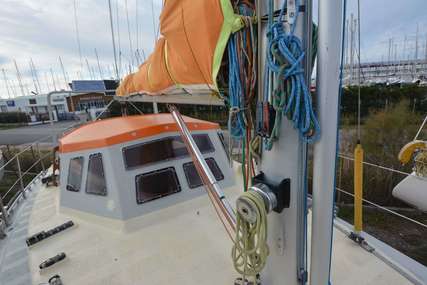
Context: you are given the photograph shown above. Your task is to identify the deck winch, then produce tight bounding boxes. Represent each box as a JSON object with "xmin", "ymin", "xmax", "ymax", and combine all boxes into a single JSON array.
[
  {"xmin": 233, "ymin": 175, "xmax": 290, "ymax": 282},
  {"xmin": 236, "ymin": 183, "xmax": 278, "ymax": 223}
]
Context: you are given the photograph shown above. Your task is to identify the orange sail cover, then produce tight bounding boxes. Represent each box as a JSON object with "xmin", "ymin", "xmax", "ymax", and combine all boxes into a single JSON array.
[{"xmin": 117, "ymin": 0, "xmax": 241, "ymax": 97}]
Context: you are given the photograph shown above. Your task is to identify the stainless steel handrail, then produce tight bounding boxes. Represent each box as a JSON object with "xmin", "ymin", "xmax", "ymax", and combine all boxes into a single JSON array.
[
  {"xmin": 169, "ymin": 105, "xmax": 236, "ymax": 240},
  {"xmin": 0, "ymin": 137, "xmax": 53, "ymax": 233},
  {"xmin": 0, "ymin": 135, "xmax": 53, "ymax": 172}
]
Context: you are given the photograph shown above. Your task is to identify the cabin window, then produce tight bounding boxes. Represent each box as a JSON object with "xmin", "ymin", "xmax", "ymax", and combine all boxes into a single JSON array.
[
  {"xmin": 123, "ymin": 134, "xmax": 214, "ymax": 169},
  {"xmin": 183, "ymin": 158, "xmax": 224, "ymax": 189},
  {"xmin": 135, "ymin": 167, "xmax": 181, "ymax": 204},
  {"xmin": 86, "ymin": 153, "xmax": 107, "ymax": 196},
  {"xmin": 67, "ymin": 157, "xmax": 84, "ymax": 192}
]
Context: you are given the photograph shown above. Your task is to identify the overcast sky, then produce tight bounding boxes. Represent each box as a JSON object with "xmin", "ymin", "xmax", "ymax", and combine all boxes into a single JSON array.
[{"xmin": 0, "ymin": 0, "xmax": 426, "ymax": 98}]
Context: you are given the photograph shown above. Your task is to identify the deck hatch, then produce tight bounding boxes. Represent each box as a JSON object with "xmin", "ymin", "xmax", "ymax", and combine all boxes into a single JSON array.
[
  {"xmin": 123, "ymin": 134, "xmax": 214, "ymax": 169},
  {"xmin": 67, "ymin": 157, "xmax": 84, "ymax": 192},
  {"xmin": 183, "ymin": 157, "xmax": 224, "ymax": 189},
  {"xmin": 85, "ymin": 153, "xmax": 107, "ymax": 196},
  {"xmin": 135, "ymin": 167, "xmax": 181, "ymax": 204}
]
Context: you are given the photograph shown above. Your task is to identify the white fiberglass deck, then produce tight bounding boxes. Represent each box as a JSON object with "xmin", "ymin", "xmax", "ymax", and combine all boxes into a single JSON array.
[
  {"xmin": 17, "ymin": 179, "xmax": 412, "ymax": 284},
  {"xmin": 0, "ymin": 168, "xmax": 418, "ymax": 285}
]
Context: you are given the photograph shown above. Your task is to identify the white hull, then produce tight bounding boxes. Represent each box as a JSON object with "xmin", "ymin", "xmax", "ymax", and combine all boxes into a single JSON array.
[{"xmin": 393, "ymin": 173, "xmax": 427, "ymax": 211}]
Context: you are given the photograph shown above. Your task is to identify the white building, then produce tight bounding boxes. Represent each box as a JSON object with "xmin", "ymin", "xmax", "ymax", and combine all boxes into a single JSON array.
[{"xmin": 0, "ymin": 92, "xmax": 70, "ymax": 122}]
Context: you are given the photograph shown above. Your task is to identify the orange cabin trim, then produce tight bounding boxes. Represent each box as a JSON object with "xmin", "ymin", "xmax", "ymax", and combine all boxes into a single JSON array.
[{"xmin": 59, "ymin": 114, "xmax": 220, "ymax": 153}]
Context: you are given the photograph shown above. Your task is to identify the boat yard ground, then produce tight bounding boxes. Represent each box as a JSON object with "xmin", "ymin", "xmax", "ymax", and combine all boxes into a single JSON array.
[{"xmin": 0, "ymin": 121, "xmax": 76, "ymax": 146}]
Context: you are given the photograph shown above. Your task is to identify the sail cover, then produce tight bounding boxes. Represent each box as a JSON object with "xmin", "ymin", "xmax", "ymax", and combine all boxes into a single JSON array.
[{"xmin": 117, "ymin": 0, "xmax": 242, "ymax": 97}]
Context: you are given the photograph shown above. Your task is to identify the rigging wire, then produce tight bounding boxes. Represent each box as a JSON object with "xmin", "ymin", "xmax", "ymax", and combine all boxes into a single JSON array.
[
  {"xmin": 414, "ymin": 115, "xmax": 427, "ymax": 141},
  {"xmin": 73, "ymin": 0, "xmax": 83, "ymax": 78}
]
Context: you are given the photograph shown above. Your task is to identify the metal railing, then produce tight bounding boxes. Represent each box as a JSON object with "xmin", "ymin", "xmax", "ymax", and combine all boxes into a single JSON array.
[
  {"xmin": 169, "ymin": 105, "xmax": 236, "ymax": 240},
  {"xmin": 0, "ymin": 135, "xmax": 54, "ymax": 237},
  {"xmin": 336, "ymin": 153, "xmax": 427, "ymax": 230},
  {"xmin": 339, "ymin": 153, "xmax": 427, "ymax": 180},
  {"xmin": 335, "ymin": 187, "xmax": 427, "ymax": 230}
]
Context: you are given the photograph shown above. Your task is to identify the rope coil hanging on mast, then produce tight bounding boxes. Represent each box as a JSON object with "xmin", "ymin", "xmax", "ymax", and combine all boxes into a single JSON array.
[{"xmin": 264, "ymin": 0, "xmax": 320, "ymax": 150}]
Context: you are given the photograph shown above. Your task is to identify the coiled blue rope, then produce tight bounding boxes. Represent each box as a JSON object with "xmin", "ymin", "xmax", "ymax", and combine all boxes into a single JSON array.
[
  {"xmin": 228, "ymin": 35, "xmax": 246, "ymax": 138},
  {"xmin": 227, "ymin": 4, "xmax": 256, "ymax": 139},
  {"xmin": 264, "ymin": 0, "xmax": 320, "ymax": 150}
]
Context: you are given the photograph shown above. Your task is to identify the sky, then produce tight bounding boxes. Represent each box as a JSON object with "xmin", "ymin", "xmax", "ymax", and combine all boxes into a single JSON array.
[{"xmin": 0, "ymin": 0, "xmax": 426, "ymax": 99}]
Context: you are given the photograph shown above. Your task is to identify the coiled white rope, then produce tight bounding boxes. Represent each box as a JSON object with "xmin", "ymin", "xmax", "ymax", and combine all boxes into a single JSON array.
[{"xmin": 232, "ymin": 191, "xmax": 269, "ymax": 282}]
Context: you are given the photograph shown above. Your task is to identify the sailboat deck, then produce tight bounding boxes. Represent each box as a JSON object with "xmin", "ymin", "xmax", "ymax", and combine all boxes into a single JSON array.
[{"xmin": 0, "ymin": 170, "xmax": 416, "ymax": 285}]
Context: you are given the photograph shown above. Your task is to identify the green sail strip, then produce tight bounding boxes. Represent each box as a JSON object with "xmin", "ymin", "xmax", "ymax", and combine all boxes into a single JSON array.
[{"xmin": 212, "ymin": 0, "xmax": 244, "ymax": 92}]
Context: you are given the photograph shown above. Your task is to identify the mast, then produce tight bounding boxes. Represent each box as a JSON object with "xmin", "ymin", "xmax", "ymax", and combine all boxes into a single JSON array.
[
  {"xmin": 310, "ymin": 0, "xmax": 344, "ymax": 284},
  {"xmin": 135, "ymin": 0, "xmax": 139, "ymax": 53},
  {"xmin": 59, "ymin": 56, "xmax": 69, "ymax": 90},
  {"xmin": 2, "ymin": 69, "xmax": 12, "ymax": 99},
  {"xmin": 259, "ymin": 0, "xmax": 310, "ymax": 284},
  {"xmin": 73, "ymin": 0, "xmax": 84, "ymax": 77},
  {"xmin": 95, "ymin": 48, "xmax": 104, "ymax": 79},
  {"xmin": 28, "ymin": 60, "xmax": 39, "ymax": 94},
  {"xmin": 13, "ymin": 59, "xmax": 26, "ymax": 96},
  {"xmin": 115, "ymin": 0, "xmax": 122, "ymax": 77},
  {"xmin": 44, "ymin": 72, "xmax": 51, "ymax": 92},
  {"xmin": 151, "ymin": 0, "xmax": 157, "ymax": 47},
  {"xmin": 85, "ymin": 58, "xmax": 94, "ymax": 80},
  {"xmin": 50, "ymin": 68, "xmax": 57, "ymax": 91},
  {"xmin": 425, "ymin": 34, "xmax": 427, "ymax": 62},
  {"xmin": 415, "ymin": 23, "xmax": 419, "ymax": 60},
  {"xmin": 388, "ymin": 38, "xmax": 393, "ymax": 75},
  {"xmin": 30, "ymin": 58, "xmax": 42, "ymax": 94},
  {"xmin": 108, "ymin": 0, "xmax": 120, "ymax": 79},
  {"xmin": 124, "ymin": 0, "xmax": 134, "ymax": 68},
  {"xmin": 349, "ymin": 14, "xmax": 354, "ymax": 85}
]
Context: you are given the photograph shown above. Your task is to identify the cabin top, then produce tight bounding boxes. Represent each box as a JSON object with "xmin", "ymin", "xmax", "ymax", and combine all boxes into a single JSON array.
[{"xmin": 59, "ymin": 114, "xmax": 219, "ymax": 153}]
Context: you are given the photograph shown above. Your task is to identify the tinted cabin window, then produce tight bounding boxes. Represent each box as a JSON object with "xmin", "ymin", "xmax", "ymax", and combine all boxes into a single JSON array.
[
  {"xmin": 123, "ymin": 134, "xmax": 214, "ymax": 169},
  {"xmin": 183, "ymin": 158, "xmax": 224, "ymax": 189},
  {"xmin": 86, "ymin": 153, "xmax": 107, "ymax": 196},
  {"xmin": 67, "ymin": 157, "xmax": 84, "ymax": 192},
  {"xmin": 135, "ymin": 167, "xmax": 181, "ymax": 204}
]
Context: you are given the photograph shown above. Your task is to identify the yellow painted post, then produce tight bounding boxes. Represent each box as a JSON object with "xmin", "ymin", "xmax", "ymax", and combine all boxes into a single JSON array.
[{"xmin": 354, "ymin": 143, "xmax": 364, "ymax": 233}]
